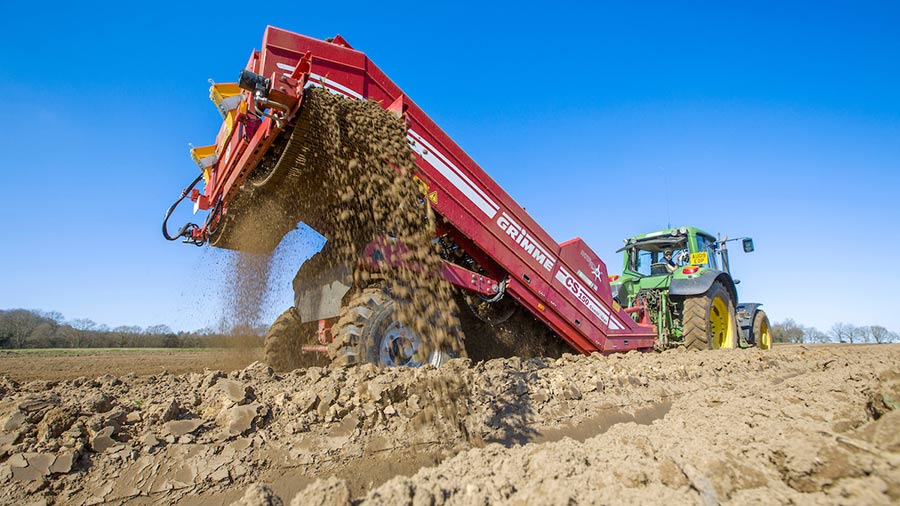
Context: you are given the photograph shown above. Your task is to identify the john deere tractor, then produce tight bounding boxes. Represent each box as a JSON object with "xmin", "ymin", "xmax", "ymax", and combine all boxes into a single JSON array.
[{"xmin": 610, "ymin": 226, "xmax": 770, "ymax": 351}]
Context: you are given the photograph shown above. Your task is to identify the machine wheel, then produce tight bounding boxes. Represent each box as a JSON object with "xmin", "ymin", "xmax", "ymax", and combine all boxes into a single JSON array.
[
  {"xmin": 328, "ymin": 287, "xmax": 459, "ymax": 367},
  {"xmin": 681, "ymin": 282, "xmax": 736, "ymax": 351},
  {"xmin": 752, "ymin": 310, "xmax": 771, "ymax": 350},
  {"xmin": 264, "ymin": 307, "xmax": 325, "ymax": 371}
]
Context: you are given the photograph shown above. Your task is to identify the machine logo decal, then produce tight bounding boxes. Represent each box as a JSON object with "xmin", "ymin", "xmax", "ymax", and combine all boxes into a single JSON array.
[
  {"xmin": 556, "ymin": 266, "xmax": 625, "ymax": 330},
  {"xmin": 579, "ymin": 249, "xmax": 604, "ymax": 286},
  {"xmin": 497, "ymin": 212, "xmax": 556, "ymax": 271}
]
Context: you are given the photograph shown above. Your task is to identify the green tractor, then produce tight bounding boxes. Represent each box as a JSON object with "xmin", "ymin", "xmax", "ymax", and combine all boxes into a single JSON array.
[{"xmin": 609, "ymin": 226, "xmax": 770, "ymax": 351}]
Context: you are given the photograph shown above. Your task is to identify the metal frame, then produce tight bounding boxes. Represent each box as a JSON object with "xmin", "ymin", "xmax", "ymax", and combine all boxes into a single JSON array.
[{"xmin": 185, "ymin": 27, "xmax": 657, "ymax": 354}]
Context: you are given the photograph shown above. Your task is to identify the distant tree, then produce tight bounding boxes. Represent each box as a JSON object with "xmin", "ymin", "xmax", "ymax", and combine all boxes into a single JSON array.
[
  {"xmin": 145, "ymin": 324, "xmax": 174, "ymax": 335},
  {"xmin": 70, "ymin": 318, "xmax": 97, "ymax": 331},
  {"xmin": 162, "ymin": 333, "xmax": 179, "ymax": 348},
  {"xmin": 0, "ymin": 309, "xmax": 244, "ymax": 349},
  {"xmin": 829, "ymin": 322, "xmax": 858, "ymax": 343},
  {"xmin": 868, "ymin": 325, "xmax": 898, "ymax": 344},
  {"xmin": 852, "ymin": 325, "xmax": 870, "ymax": 344},
  {"xmin": 37, "ymin": 310, "xmax": 65, "ymax": 324},
  {"xmin": 771, "ymin": 318, "xmax": 805, "ymax": 343},
  {"xmin": 804, "ymin": 326, "xmax": 830, "ymax": 343},
  {"xmin": 113, "ymin": 325, "xmax": 142, "ymax": 334},
  {"xmin": 28, "ymin": 322, "xmax": 56, "ymax": 348},
  {"xmin": 53, "ymin": 324, "xmax": 76, "ymax": 348},
  {"xmin": 0, "ymin": 309, "xmax": 43, "ymax": 348}
]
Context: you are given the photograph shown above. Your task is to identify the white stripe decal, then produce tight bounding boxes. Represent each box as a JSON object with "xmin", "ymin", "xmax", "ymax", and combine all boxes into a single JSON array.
[
  {"xmin": 407, "ymin": 130, "xmax": 498, "ymax": 218},
  {"xmin": 308, "ymin": 73, "xmax": 363, "ymax": 100},
  {"xmin": 304, "ymin": 80, "xmax": 350, "ymax": 99},
  {"xmin": 277, "ymin": 62, "xmax": 364, "ymax": 100},
  {"xmin": 302, "ymin": 77, "xmax": 363, "ymax": 101},
  {"xmin": 408, "ymin": 131, "xmax": 499, "ymax": 213},
  {"xmin": 556, "ymin": 266, "xmax": 626, "ymax": 330}
]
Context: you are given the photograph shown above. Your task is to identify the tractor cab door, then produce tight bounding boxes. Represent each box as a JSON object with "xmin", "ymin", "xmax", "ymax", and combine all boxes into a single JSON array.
[{"xmin": 691, "ymin": 234, "xmax": 719, "ymax": 270}]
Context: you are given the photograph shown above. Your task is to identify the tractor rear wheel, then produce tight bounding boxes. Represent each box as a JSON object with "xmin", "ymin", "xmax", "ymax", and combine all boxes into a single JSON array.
[
  {"xmin": 681, "ymin": 282, "xmax": 736, "ymax": 351},
  {"xmin": 752, "ymin": 310, "xmax": 771, "ymax": 350},
  {"xmin": 264, "ymin": 307, "xmax": 326, "ymax": 371},
  {"xmin": 328, "ymin": 286, "xmax": 460, "ymax": 367}
]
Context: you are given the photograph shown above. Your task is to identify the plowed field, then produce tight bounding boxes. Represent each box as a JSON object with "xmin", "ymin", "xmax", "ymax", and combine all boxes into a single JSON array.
[{"xmin": 0, "ymin": 344, "xmax": 897, "ymax": 505}]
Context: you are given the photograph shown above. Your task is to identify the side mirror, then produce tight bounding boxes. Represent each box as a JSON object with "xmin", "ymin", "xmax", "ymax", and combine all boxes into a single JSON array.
[
  {"xmin": 733, "ymin": 279, "xmax": 741, "ymax": 285},
  {"xmin": 742, "ymin": 238, "xmax": 755, "ymax": 253}
]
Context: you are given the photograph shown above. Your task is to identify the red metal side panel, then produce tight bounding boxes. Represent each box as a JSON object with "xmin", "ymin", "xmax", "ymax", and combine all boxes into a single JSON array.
[{"xmin": 253, "ymin": 27, "xmax": 656, "ymax": 352}]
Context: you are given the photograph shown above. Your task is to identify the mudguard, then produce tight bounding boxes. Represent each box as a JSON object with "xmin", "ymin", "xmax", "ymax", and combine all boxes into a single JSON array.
[
  {"xmin": 669, "ymin": 270, "xmax": 737, "ymax": 303},
  {"xmin": 736, "ymin": 303, "xmax": 763, "ymax": 345},
  {"xmin": 291, "ymin": 244, "xmax": 353, "ymax": 323}
]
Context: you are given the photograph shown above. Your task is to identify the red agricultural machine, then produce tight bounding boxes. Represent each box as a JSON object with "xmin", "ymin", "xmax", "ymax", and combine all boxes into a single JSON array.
[{"xmin": 164, "ymin": 26, "xmax": 658, "ymax": 369}]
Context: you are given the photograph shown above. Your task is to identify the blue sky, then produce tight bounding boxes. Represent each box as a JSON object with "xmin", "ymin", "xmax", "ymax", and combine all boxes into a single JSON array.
[{"xmin": 1, "ymin": 1, "xmax": 897, "ymax": 333}]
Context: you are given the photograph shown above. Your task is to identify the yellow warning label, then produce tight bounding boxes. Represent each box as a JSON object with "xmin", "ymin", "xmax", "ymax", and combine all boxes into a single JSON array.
[
  {"xmin": 690, "ymin": 252, "xmax": 709, "ymax": 265},
  {"xmin": 428, "ymin": 191, "xmax": 438, "ymax": 204}
]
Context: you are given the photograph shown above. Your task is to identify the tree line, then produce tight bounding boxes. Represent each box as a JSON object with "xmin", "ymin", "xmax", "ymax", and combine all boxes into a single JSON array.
[
  {"xmin": 0, "ymin": 309, "xmax": 265, "ymax": 349},
  {"xmin": 770, "ymin": 318, "xmax": 898, "ymax": 344},
  {"xmin": 2, "ymin": 308, "xmax": 897, "ymax": 349}
]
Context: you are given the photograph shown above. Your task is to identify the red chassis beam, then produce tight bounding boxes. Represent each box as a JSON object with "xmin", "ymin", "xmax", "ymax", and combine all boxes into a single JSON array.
[{"xmin": 360, "ymin": 241, "xmax": 502, "ymax": 298}]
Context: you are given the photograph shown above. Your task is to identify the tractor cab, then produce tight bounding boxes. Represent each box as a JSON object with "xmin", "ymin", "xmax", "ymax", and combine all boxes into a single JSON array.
[
  {"xmin": 614, "ymin": 226, "xmax": 719, "ymax": 290},
  {"xmin": 628, "ymin": 236, "xmax": 690, "ymax": 277}
]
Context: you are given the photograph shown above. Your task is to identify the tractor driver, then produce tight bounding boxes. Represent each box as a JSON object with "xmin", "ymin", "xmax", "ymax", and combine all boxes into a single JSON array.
[{"xmin": 663, "ymin": 250, "xmax": 677, "ymax": 273}]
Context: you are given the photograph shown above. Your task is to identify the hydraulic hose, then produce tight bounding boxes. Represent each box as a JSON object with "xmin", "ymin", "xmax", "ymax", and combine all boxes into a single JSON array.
[{"xmin": 162, "ymin": 174, "xmax": 203, "ymax": 242}]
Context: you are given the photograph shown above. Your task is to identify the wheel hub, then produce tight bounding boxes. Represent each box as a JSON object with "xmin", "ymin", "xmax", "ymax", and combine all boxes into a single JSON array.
[
  {"xmin": 759, "ymin": 318, "xmax": 771, "ymax": 350},
  {"xmin": 379, "ymin": 321, "xmax": 428, "ymax": 367},
  {"xmin": 709, "ymin": 297, "xmax": 733, "ymax": 349}
]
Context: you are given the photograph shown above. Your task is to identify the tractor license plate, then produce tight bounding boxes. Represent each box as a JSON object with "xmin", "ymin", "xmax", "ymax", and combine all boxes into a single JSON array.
[{"xmin": 690, "ymin": 252, "xmax": 709, "ymax": 265}]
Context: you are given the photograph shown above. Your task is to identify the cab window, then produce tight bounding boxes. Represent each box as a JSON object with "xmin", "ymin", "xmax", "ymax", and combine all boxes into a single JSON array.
[
  {"xmin": 694, "ymin": 235, "xmax": 718, "ymax": 269},
  {"xmin": 630, "ymin": 249, "xmax": 656, "ymax": 276}
]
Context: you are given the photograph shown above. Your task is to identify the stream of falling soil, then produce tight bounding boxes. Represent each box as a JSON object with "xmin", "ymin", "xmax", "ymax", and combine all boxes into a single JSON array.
[{"xmin": 221, "ymin": 87, "xmax": 462, "ymax": 358}]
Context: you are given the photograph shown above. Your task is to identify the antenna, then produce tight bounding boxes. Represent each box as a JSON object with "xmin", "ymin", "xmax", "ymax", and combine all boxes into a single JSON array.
[{"xmin": 664, "ymin": 170, "xmax": 671, "ymax": 229}]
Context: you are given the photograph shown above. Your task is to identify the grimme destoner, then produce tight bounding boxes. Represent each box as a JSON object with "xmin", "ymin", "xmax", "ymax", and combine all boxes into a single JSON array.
[{"xmin": 164, "ymin": 26, "xmax": 656, "ymax": 369}]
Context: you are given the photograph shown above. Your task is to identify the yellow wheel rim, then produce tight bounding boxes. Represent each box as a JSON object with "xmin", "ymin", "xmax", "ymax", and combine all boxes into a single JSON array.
[
  {"xmin": 759, "ymin": 318, "xmax": 771, "ymax": 350},
  {"xmin": 709, "ymin": 297, "xmax": 734, "ymax": 349}
]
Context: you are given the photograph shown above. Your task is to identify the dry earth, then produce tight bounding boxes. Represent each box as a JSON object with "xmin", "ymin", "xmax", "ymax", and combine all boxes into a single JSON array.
[
  {"xmin": 0, "ymin": 344, "xmax": 897, "ymax": 505},
  {"xmin": 0, "ymin": 350, "xmax": 260, "ymax": 383}
]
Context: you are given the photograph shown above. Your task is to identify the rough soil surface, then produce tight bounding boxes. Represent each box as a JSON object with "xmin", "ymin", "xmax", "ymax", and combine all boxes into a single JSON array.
[
  {"xmin": 0, "ymin": 344, "xmax": 897, "ymax": 505},
  {"xmin": 0, "ymin": 350, "xmax": 260, "ymax": 383}
]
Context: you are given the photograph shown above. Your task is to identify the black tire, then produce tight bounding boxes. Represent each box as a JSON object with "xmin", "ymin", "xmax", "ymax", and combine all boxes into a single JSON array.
[
  {"xmin": 328, "ymin": 287, "xmax": 460, "ymax": 367},
  {"xmin": 264, "ymin": 307, "xmax": 327, "ymax": 371},
  {"xmin": 681, "ymin": 282, "xmax": 736, "ymax": 351},
  {"xmin": 752, "ymin": 310, "xmax": 771, "ymax": 350}
]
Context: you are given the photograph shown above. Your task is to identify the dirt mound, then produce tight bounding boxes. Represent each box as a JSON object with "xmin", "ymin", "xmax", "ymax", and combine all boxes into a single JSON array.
[{"xmin": 0, "ymin": 345, "xmax": 897, "ymax": 504}]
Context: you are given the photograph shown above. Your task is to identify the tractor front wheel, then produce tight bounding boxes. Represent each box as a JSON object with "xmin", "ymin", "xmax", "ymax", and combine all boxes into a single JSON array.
[
  {"xmin": 681, "ymin": 282, "xmax": 736, "ymax": 351},
  {"xmin": 328, "ymin": 287, "xmax": 460, "ymax": 367},
  {"xmin": 752, "ymin": 310, "xmax": 771, "ymax": 350}
]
